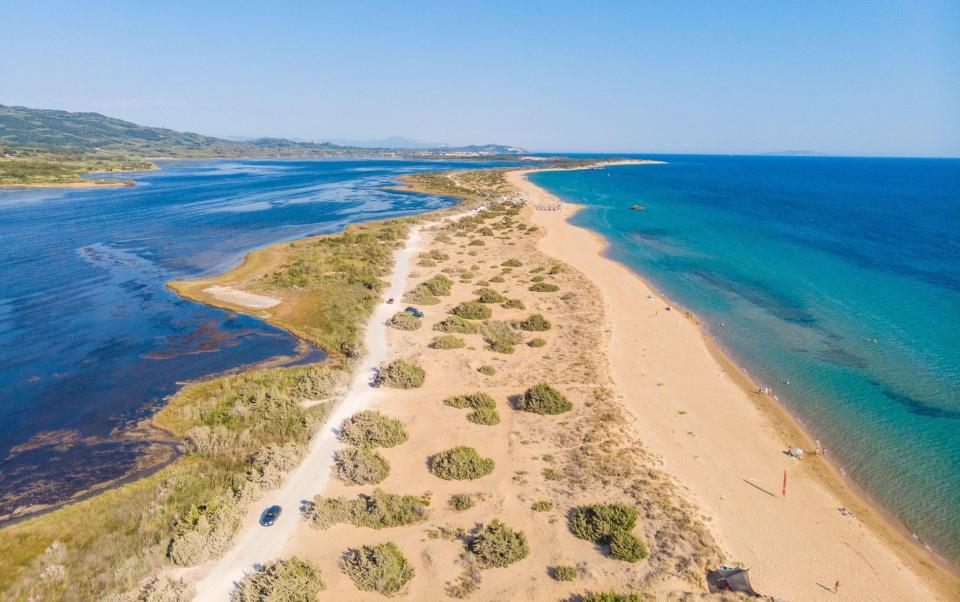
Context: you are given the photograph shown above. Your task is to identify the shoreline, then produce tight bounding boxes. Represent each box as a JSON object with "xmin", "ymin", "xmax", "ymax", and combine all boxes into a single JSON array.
[{"xmin": 511, "ymin": 167, "xmax": 960, "ymax": 598}]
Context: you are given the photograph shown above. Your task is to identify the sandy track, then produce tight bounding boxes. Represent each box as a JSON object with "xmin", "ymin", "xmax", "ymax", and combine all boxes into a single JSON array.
[{"xmin": 190, "ymin": 226, "xmax": 422, "ymax": 601}]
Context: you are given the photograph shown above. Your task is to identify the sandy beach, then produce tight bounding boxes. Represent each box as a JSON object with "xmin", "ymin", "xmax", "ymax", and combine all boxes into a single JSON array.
[{"xmin": 509, "ymin": 167, "xmax": 960, "ymax": 600}]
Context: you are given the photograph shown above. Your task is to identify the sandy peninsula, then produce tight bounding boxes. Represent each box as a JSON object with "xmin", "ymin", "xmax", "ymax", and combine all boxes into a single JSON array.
[{"xmin": 507, "ymin": 166, "xmax": 960, "ymax": 600}]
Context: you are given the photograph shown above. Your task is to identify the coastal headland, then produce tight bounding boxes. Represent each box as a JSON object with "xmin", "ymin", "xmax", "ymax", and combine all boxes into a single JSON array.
[{"xmin": 0, "ymin": 161, "xmax": 956, "ymax": 601}]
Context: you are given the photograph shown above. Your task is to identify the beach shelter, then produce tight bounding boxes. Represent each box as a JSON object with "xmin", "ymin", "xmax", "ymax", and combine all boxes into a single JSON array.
[{"xmin": 707, "ymin": 567, "xmax": 761, "ymax": 597}]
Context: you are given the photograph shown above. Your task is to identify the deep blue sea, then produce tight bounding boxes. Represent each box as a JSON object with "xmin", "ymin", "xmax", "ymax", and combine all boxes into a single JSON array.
[
  {"xmin": 0, "ymin": 158, "xmax": 477, "ymax": 517},
  {"xmin": 531, "ymin": 156, "xmax": 960, "ymax": 566}
]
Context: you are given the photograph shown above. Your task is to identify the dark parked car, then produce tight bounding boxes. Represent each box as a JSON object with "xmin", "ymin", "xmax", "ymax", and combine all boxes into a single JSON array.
[
  {"xmin": 404, "ymin": 306, "xmax": 424, "ymax": 318},
  {"xmin": 260, "ymin": 505, "xmax": 282, "ymax": 526}
]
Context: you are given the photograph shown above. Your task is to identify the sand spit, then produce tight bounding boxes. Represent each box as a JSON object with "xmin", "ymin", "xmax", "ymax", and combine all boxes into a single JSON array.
[{"xmin": 203, "ymin": 285, "xmax": 281, "ymax": 309}]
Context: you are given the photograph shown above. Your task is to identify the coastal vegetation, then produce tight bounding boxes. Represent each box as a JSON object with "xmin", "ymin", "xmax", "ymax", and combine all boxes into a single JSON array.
[
  {"xmin": 451, "ymin": 301, "xmax": 492, "ymax": 320},
  {"xmin": 517, "ymin": 313, "xmax": 551, "ymax": 331},
  {"xmin": 570, "ymin": 503, "xmax": 648, "ymax": 562},
  {"xmin": 170, "ymin": 218, "xmax": 412, "ymax": 360},
  {"xmin": 529, "ymin": 282, "xmax": 560, "ymax": 293},
  {"xmin": 468, "ymin": 520, "xmax": 529, "ymax": 568},
  {"xmin": 338, "ymin": 411, "xmax": 408, "ymax": 448},
  {"xmin": 444, "ymin": 392, "xmax": 500, "ymax": 426},
  {"xmin": 448, "ymin": 494, "xmax": 476, "ymax": 511},
  {"xmin": 0, "ymin": 363, "xmax": 334, "ymax": 600},
  {"xmin": 341, "ymin": 543, "xmax": 415, "ymax": 595},
  {"xmin": 430, "ymin": 334, "xmax": 466, "ymax": 349},
  {"xmin": 474, "ymin": 287, "xmax": 507, "ymax": 304},
  {"xmin": 388, "ymin": 311, "xmax": 421, "ymax": 331},
  {"xmin": 433, "ymin": 316, "xmax": 481, "ymax": 335},
  {"xmin": 429, "ymin": 446, "xmax": 496, "ymax": 480},
  {"xmin": 518, "ymin": 383, "xmax": 572, "ymax": 414},
  {"xmin": 304, "ymin": 489, "xmax": 429, "ymax": 530},
  {"xmin": 528, "ymin": 337, "xmax": 547, "ymax": 348},
  {"xmin": 551, "ymin": 565, "xmax": 578, "ymax": 581},
  {"xmin": 334, "ymin": 446, "xmax": 391, "ymax": 485},
  {"xmin": 405, "ymin": 274, "xmax": 453, "ymax": 305},
  {"xmin": 377, "ymin": 359, "xmax": 426, "ymax": 389},
  {"xmin": 477, "ymin": 365, "xmax": 497, "ymax": 376},
  {"xmin": 530, "ymin": 500, "xmax": 553, "ymax": 512},
  {"xmin": 234, "ymin": 557, "xmax": 325, "ymax": 602}
]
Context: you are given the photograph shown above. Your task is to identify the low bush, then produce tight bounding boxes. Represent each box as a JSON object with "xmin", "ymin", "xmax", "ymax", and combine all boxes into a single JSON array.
[
  {"xmin": 389, "ymin": 311, "xmax": 422, "ymax": 331},
  {"xmin": 548, "ymin": 265, "xmax": 563, "ymax": 275},
  {"xmin": 482, "ymin": 320, "xmax": 522, "ymax": 354},
  {"xmin": 501, "ymin": 298, "xmax": 525, "ymax": 310},
  {"xmin": 378, "ymin": 359, "xmax": 425, "ymax": 389},
  {"xmin": 468, "ymin": 406, "xmax": 500, "ymax": 425},
  {"xmin": 530, "ymin": 276, "xmax": 544, "ymax": 282},
  {"xmin": 528, "ymin": 338, "xmax": 547, "ymax": 348},
  {"xmin": 422, "ymin": 249, "xmax": 449, "ymax": 262},
  {"xmin": 448, "ymin": 494, "xmax": 475, "ymax": 511},
  {"xmin": 474, "ymin": 288, "xmax": 507, "ymax": 304},
  {"xmin": 468, "ymin": 239, "xmax": 485, "ymax": 246},
  {"xmin": 433, "ymin": 316, "xmax": 481, "ymax": 334},
  {"xmin": 469, "ymin": 520, "xmax": 529, "ymax": 568},
  {"xmin": 341, "ymin": 542, "xmax": 414, "ymax": 595},
  {"xmin": 304, "ymin": 489, "xmax": 429, "ymax": 530},
  {"xmin": 234, "ymin": 557, "xmax": 324, "ymax": 602},
  {"xmin": 489, "ymin": 275, "xmax": 505, "ymax": 283},
  {"xmin": 429, "ymin": 446, "xmax": 495, "ymax": 480},
  {"xmin": 569, "ymin": 503, "xmax": 638, "ymax": 544},
  {"xmin": 518, "ymin": 384, "xmax": 572, "ymax": 415},
  {"xmin": 530, "ymin": 500, "xmax": 553, "ymax": 512},
  {"xmin": 542, "ymin": 468, "xmax": 562, "ymax": 481},
  {"xmin": 339, "ymin": 411, "xmax": 408, "ymax": 448},
  {"xmin": 137, "ymin": 576, "xmax": 189, "ymax": 602},
  {"xmin": 431, "ymin": 335, "xmax": 466, "ymax": 349},
  {"xmin": 518, "ymin": 313, "xmax": 551, "ymax": 331},
  {"xmin": 551, "ymin": 565, "xmax": 577, "ymax": 582},
  {"xmin": 478, "ymin": 365, "xmax": 496, "ymax": 376},
  {"xmin": 501, "ymin": 259, "xmax": 522, "ymax": 267},
  {"xmin": 451, "ymin": 301, "xmax": 492, "ymax": 320},
  {"xmin": 530, "ymin": 267, "xmax": 545, "ymax": 274},
  {"xmin": 609, "ymin": 529, "xmax": 648, "ymax": 562},
  {"xmin": 334, "ymin": 447, "xmax": 390, "ymax": 485},
  {"xmin": 529, "ymin": 282, "xmax": 560, "ymax": 293},
  {"xmin": 422, "ymin": 274, "xmax": 453, "ymax": 295}
]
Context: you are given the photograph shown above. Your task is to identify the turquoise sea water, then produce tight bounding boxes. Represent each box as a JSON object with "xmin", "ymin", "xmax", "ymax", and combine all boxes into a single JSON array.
[{"xmin": 531, "ymin": 156, "xmax": 960, "ymax": 567}]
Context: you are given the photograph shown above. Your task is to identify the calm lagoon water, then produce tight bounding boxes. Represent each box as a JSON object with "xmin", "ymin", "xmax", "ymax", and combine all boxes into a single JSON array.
[
  {"xmin": 531, "ymin": 156, "xmax": 960, "ymax": 566},
  {"xmin": 0, "ymin": 158, "xmax": 477, "ymax": 516}
]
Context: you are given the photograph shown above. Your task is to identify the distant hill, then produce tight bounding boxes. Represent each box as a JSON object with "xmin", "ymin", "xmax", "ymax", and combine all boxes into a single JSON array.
[{"xmin": 0, "ymin": 105, "xmax": 525, "ymax": 157}]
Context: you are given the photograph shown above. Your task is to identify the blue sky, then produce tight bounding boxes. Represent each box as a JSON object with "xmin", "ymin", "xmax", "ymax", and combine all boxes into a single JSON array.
[{"xmin": 2, "ymin": 1, "xmax": 958, "ymax": 156}]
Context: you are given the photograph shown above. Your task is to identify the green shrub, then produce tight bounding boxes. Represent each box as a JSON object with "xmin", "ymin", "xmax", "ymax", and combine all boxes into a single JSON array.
[
  {"xmin": 528, "ymin": 338, "xmax": 547, "ymax": 348},
  {"xmin": 433, "ymin": 316, "xmax": 481, "ymax": 334},
  {"xmin": 477, "ymin": 227, "xmax": 494, "ymax": 236},
  {"xmin": 482, "ymin": 320, "xmax": 522, "ymax": 354},
  {"xmin": 422, "ymin": 249, "xmax": 449, "ymax": 262},
  {"xmin": 530, "ymin": 267, "xmax": 545, "ymax": 274},
  {"xmin": 468, "ymin": 239, "xmax": 485, "ymax": 246},
  {"xmin": 529, "ymin": 282, "xmax": 560, "ymax": 293},
  {"xmin": 501, "ymin": 298, "xmax": 525, "ymax": 310},
  {"xmin": 389, "ymin": 311, "xmax": 422, "ymax": 331},
  {"xmin": 431, "ymin": 334, "xmax": 466, "ymax": 349},
  {"xmin": 569, "ymin": 503, "xmax": 638, "ymax": 544},
  {"xmin": 451, "ymin": 301, "xmax": 492, "ymax": 320},
  {"xmin": 530, "ymin": 276, "xmax": 544, "ymax": 282},
  {"xmin": 234, "ymin": 557, "xmax": 324, "ymax": 602},
  {"xmin": 518, "ymin": 313, "xmax": 551, "ymax": 331},
  {"xmin": 469, "ymin": 520, "xmax": 529, "ymax": 568},
  {"xmin": 417, "ymin": 258, "xmax": 437, "ymax": 268},
  {"xmin": 518, "ymin": 384, "xmax": 572, "ymax": 415},
  {"xmin": 448, "ymin": 494, "xmax": 475, "ymax": 511},
  {"xmin": 478, "ymin": 365, "xmax": 496, "ymax": 376},
  {"xmin": 474, "ymin": 288, "xmax": 507, "ymax": 304},
  {"xmin": 341, "ymin": 542, "xmax": 414, "ymax": 595},
  {"xmin": 609, "ymin": 529, "xmax": 648, "ymax": 562},
  {"xmin": 305, "ymin": 489, "xmax": 428, "ymax": 530},
  {"xmin": 339, "ymin": 411, "xmax": 408, "ymax": 448},
  {"xmin": 468, "ymin": 406, "xmax": 500, "ymax": 425},
  {"xmin": 490, "ymin": 275, "xmax": 505, "ymax": 283},
  {"xmin": 542, "ymin": 468, "xmax": 562, "ymax": 481},
  {"xmin": 551, "ymin": 565, "xmax": 577, "ymax": 582},
  {"xmin": 334, "ymin": 447, "xmax": 390, "ymax": 485},
  {"xmin": 422, "ymin": 274, "xmax": 453, "ymax": 295},
  {"xmin": 548, "ymin": 265, "xmax": 563, "ymax": 275},
  {"xmin": 378, "ymin": 359, "xmax": 425, "ymax": 389},
  {"xmin": 530, "ymin": 500, "xmax": 553, "ymax": 512},
  {"xmin": 501, "ymin": 259, "xmax": 522, "ymax": 267},
  {"xmin": 445, "ymin": 392, "xmax": 496, "ymax": 410},
  {"xmin": 429, "ymin": 446, "xmax": 495, "ymax": 480}
]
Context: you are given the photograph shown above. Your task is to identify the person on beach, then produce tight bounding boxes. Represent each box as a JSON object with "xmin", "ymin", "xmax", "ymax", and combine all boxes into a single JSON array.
[{"xmin": 833, "ymin": 580, "xmax": 840, "ymax": 593}]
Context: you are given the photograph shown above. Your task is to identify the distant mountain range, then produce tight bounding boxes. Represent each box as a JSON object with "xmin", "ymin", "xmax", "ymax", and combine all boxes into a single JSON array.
[{"xmin": 0, "ymin": 105, "xmax": 525, "ymax": 158}]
